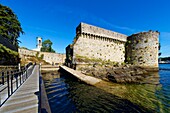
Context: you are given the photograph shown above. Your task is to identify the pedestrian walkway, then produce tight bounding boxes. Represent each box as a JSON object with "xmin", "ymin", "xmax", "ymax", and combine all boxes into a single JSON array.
[{"xmin": 0, "ymin": 65, "xmax": 39, "ymax": 113}]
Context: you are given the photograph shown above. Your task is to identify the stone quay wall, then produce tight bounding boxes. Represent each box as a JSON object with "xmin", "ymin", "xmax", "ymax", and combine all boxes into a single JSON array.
[
  {"xmin": 73, "ymin": 23, "xmax": 127, "ymax": 63},
  {"xmin": 126, "ymin": 31, "xmax": 159, "ymax": 67},
  {"xmin": 18, "ymin": 48, "xmax": 66, "ymax": 64}
]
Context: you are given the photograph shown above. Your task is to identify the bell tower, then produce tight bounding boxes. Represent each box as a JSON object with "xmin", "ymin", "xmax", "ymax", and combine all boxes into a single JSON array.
[{"xmin": 36, "ymin": 37, "xmax": 42, "ymax": 51}]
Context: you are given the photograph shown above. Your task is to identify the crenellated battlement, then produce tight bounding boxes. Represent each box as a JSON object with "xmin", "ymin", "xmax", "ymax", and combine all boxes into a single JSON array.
[
  {"xmin": 76, "ymin": 22, "xmax": 127, "ymax": 42},
  {"xmin": 130, "ymin": 30, "xmax": 159, "ymax": 38}
]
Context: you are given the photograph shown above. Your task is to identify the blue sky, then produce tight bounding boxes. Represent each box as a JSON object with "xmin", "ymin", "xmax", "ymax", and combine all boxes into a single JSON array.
[{"xmin": 1, "ymin": 0, "xmax": 170, "ymax": 57}]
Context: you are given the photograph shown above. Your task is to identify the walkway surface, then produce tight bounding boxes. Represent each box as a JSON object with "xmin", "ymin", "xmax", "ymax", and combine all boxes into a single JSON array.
[
  {"xmin": 60, "ymin": 66, "xmax": 102, "ymax": 85},
  {"xmin": 0, "ymin": 65, "xmax": 39, "ymax": 113}
]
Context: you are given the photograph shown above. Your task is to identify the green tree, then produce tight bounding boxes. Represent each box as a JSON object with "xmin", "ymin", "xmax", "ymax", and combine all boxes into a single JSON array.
[
  {"xmin": 0, "ymin": 4, "xmax": 24, "ymax": 46},
  {"xmin": 41, "ymin": 39, "xmax": 55, "ymax": 53}
]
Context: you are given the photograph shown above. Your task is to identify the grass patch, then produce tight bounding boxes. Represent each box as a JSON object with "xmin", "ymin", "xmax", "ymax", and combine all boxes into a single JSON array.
[{"xmin": 75, "ymin": 55, "xmax": 120, "ymax": 66}]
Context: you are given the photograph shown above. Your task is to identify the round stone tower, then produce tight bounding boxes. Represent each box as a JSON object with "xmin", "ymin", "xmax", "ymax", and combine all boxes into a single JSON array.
[{"xmin": 125, "ymin": 31, "xmax": 159, "ymax": 68}]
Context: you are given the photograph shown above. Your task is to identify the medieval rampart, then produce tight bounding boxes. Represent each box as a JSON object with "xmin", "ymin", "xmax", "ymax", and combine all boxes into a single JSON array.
[
  {"xmin": 73, "ymin": 23, "xmax": 128, "ymax": 63},
  {"xmin": 66, "ymin": 23, "xmax": 159, "ymax": 68}
]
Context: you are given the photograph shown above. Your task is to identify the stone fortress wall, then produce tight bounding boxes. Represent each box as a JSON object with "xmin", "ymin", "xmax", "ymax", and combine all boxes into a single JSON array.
[
  {"xmin": 67, "ymin": 22, "xmax": 159, "ymax": 68},
  {"xmin": 73, "ymin": 23, "xmax": 127, "ymax": 63},
  {"xmin": 18, "ymin": 48, "xmax": 66, "ymax": 64},
  {"xmin": 76, "ymin": 23, "xmax": 127, "ymax": 42},
  {"xmin": 126, "ymin": 31, "xmax": 159, "ymax": 67}
]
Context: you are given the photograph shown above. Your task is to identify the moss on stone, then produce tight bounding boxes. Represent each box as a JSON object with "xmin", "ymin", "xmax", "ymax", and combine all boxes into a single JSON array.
[{"xmin": 75, "ymin": 55, "xmax": 120, "ymax": 66}]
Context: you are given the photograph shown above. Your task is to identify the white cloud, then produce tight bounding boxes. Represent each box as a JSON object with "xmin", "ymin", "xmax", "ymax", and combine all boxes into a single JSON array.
[{"xmin": 95, "ymin": 18, "xmax": 136, "ymax": 32}]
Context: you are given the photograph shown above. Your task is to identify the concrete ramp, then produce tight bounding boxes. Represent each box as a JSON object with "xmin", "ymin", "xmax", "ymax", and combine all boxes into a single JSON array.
[{"xmin": 60, "ymin": 66, "xmax": 101, "ymax": 85}]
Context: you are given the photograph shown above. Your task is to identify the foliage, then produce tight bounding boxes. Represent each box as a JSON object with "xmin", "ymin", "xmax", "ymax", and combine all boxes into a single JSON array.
[
  {"xmin": 23, "ymin": 56, "xmax": 49, "ymax": 65},
  {"xmin": 35, "ymin": 52, "xmax": 44, "ymax": 60},
  {"xmin": 75, "ymin": 55, "xmax": 120, "ymax": 66},
  {"xmin": 20, "ymin": 47, "xmax": 28, "ymax": 50},
  {"xmin": 40, "ymin": 54, "xmax": 44, "ymax": 59},
  {"xmin": 127, "ymin": 40, "xmax": 131, "ymax": 44},
  {"xmin": 76, "ymin": 55, "xmax": 101, "ymax": 63},
  {"xmin": 127, "ymin": 57, "xmax": 131, "ymax": 62},
  {"xmin": 0, "ymin": 4, "xmax": 24, "ymax": 46},
  {"xmin": 0, "ymin": 44, "xmax": 19, "ymax": 65},
  {"xmin": 41, "ymin": 39, "xmax": 55, "ymax": 53},
  {"xmin": 36, "ymin": 52, "xmax": 39, "ymax": 58}
]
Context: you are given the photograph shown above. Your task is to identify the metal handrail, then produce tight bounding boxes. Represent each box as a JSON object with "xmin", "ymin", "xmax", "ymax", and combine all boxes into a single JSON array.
[
  {"xmin": 0, "ymin": 62, "xmax": 35, "ymax": 106},
  {"xmin": 0, "ymin": 63, "xmax": 32, "ymax": 84}
]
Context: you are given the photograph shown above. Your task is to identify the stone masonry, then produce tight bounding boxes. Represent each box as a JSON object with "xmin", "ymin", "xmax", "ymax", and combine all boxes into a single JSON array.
[
  {"xmin": 66, "ymin": 22, "xmax": 159, "ymax": 68},
  {"xmin": 126, "ymin": 31, "xmax": 159, "ymax": 67},
  {"xmin": 19, "ymin": 48, "xmax": 66, "ymax": 64},
  {"xmin": 74, "ymin": 23, "xmax": 127, "ymax": 63}
]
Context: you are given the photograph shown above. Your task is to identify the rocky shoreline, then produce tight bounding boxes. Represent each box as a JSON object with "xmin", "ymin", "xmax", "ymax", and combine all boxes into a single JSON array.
[{"xmin": 78, "ymin": 64, "xmax": 159, "ymax": 83}]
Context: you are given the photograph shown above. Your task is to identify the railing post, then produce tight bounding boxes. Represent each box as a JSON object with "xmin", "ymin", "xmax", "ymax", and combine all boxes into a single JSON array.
[
  {"xmin": 16, "ymin": 72, "xmax": 18, "ymax": 89},
  {"xmin": 22, "ymin": 67, "xmax": 25, "ymax": 83},
  {"xmin": 21, "ymin": 69, "xmax": 23, "ymax": 83},
  {"xmin": 24, "ymin": 69, "xmax": 25, "ymax": 81},
  {"xmin": 21, "ymin": 69, "xmax": 23, "ymax": 84},
  {"xmin": 26, "ymin": 67, "xmax": 28, "ymax": 79},
  {"xmin": 20, "ymin": 71, "xmax": 22, "ymax": 85},
  {"xmin": 2, "ymin": 72, "xmax": 4, "ymax": 85},
  {"xmin": 7, "ymin": 71, "xmax": 10, "ymax": 97},
  {"xmin": 11, "ymin": 71, "xmax": 13, "ymax": 94}
]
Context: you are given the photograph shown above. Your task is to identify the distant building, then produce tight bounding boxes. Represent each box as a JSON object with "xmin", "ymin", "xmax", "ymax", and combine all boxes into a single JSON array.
[
  {"xmin": 32, "ymin": 37, "xmax": 42, "ymax": 51},
  {"xmin": 19, "ymin": 36, "xmax": 66, "ymax": 65}
]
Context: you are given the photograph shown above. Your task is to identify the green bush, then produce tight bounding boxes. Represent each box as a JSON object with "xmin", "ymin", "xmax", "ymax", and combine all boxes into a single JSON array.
[
  {"xmin": 36, "ymin": 52, "xmax": 39, "ymax": 58},
  {"xmin": 0, "ymin": 44, "xmax": 19, "ymax": 65},
  {"xmin": 40, "ymin": 54, "xmax": 44, "ymax": 59}
]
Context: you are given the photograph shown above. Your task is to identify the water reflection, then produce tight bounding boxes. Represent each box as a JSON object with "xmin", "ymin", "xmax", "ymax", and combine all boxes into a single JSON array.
[
  {"xmin": 64, "ymin": 74, "xmax": 151, "ymax": 113},
  {"xmin": 156, "ymin": 67, "xmax": 170, "ymax": 113},
  {"xmin": 95, "ymin": 72, "xmax": 162, "ymax": 112},
  {"xmin": 43, "ymin": 71, "xmax": 151, "ymax": 113},
  {"xmin": 42, "ymin": 65, "xmax": 170, "ymax": 113}
]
